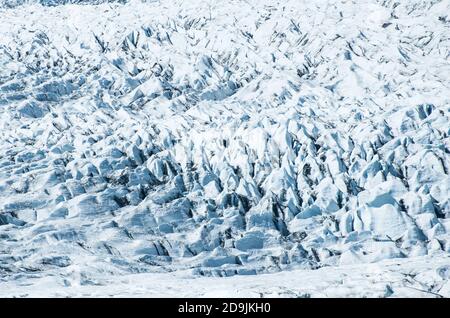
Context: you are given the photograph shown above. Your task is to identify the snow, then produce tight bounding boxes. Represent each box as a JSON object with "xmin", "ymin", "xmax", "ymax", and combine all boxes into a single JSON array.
[{"xmin": 0, "ymin": 0, "xmax": 449, "ymax": 297}]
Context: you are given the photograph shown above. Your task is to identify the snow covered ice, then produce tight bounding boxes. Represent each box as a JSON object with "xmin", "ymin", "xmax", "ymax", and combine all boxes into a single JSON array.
[{"xmin": 0, "ymin": 0, "xmax": 450, "ymax": 297}]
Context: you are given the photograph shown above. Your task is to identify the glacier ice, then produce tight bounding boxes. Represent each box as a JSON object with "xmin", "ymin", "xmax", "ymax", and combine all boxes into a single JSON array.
[{"xmin": 0, "ymin": 0, "xmax": 449, "ymax": 296}]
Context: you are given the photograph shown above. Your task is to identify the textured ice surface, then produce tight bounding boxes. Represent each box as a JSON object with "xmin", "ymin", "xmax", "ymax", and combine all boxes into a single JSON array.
[
  {"xmin": 0, "ymin": 0, "xmax": 449, "ymax": 297},
  {"xmin": 1, "ymin": 255, "xmax": 450, "ymax": 298}
]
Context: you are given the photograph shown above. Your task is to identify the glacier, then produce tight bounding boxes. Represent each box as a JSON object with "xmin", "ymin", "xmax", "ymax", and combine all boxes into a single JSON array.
[{"xmin": 0, "ymin": 0, "xmax": 449, "ymax": 297}]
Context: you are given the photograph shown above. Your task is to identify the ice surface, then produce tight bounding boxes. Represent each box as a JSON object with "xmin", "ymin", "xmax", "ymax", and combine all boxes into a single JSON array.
[
  {"xmin": 1, "ymin": 255, "xmax": 449, "ymax": 298},
  {"xmin": 0, "ymin": 0, "xmax": 449, "ymax": 297}
]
